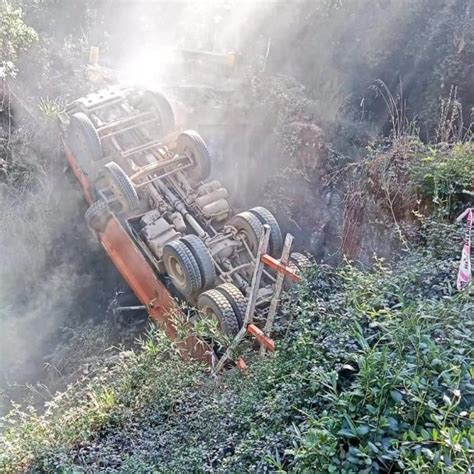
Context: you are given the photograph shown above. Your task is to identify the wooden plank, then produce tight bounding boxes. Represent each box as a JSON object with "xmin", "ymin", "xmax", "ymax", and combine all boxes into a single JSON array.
[
  {"xmin": 213, "ymin": 225, "xmax": 271, "ymax": 374},
  {"xmin": 247, "ymin": 324, "xmax": 275, "ymax": 352},
  {"xmin": 236, "ymin": 357, "xmax": 248, "ymax": 373},
  {"xmin": 259, "ymin": 233, "xmax": 294, "ymax": 355},
  {"xmin": 261, "ymin": 254, "xmax": 301, "ymax": 282}
]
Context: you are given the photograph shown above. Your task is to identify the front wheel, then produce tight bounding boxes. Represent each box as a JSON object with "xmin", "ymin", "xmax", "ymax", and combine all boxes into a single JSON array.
[
  {"xmin": 84, "ymin": 198, "xmax": 111, "ymax": 233},
  {"xmin": 177, "ymin": 130, "xmax": 211, "ymax": 185},
  {"xmin": 68, "ymin": 112, "xmax": 102, "ymax": 174},
  {"xmin": 102, "ymin": 162, "xmax": 140, "ymax": 213}
]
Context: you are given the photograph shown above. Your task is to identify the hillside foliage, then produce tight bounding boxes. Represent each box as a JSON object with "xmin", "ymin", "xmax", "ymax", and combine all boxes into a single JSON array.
[{"xmin": 0, "ymin": 211, "xmax": 472, "ymax": 472}]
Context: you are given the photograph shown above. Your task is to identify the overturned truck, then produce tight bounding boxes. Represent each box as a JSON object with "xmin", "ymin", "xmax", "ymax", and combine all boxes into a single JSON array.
[{"xmin": 59, "ymin": 86, "xmax": 309, "ymax": 363}]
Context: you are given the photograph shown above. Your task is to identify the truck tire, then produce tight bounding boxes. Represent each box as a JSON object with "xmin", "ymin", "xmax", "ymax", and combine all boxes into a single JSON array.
[
  {"xmin": 163, "ymin": 240, "xmax": 203, "ymax": 298},
  {"xmin": 177, "ymin": 130, "xmax": 211, "ymax": 185},
  {"xmin": 103, "ymin": 162, "xmax": 140, "ymax": 212},
  {"xmin": 216, "ymin": 283, "xmax": 247, "ymax": 328},
  {"xmin": 290, "ymin": 252, "xmax": 310, "ymax": 271},
  {"xmin": 284, "ymin": 252, "xmax": 311, "ymax": 290},
  {"xmin": 180, "ymin": 235, "xmax": 216, "ymax": 290},
  {"xmin": 249, "ymin": 206, "xmax": 283, "ymax": 257},
  {"xmin": 84, "ymin": 198, "xmax": 111, "ymax": 233},
  {"xmin": 68, "ymin": 112, "xmax": 102, "ymax": 173},
  {"xmin": 198, "ymin": 289, "xmax": 240, "ymax": 337},
  {"xmin": 135, "ymin": 90, "xmax": 175, "ymax": 136},
  {"xmin": 229, "ymin": 211, "xmax": 264, "ymax": 255}
]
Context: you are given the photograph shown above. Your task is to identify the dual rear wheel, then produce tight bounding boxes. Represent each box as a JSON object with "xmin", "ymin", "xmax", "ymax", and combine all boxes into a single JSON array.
[
  {"xmin": 162, "ymin": 235, "xmax": 247, "ymax": 337},
  {"xmin": 162, "ymin": 235, "xmax": 216, "ymax": 298},
  {"xmin": 197, "ymin": 283, "xmax": 247, "ymax": 337},
  {"xmin": 284, "ymin": 252, "xmax": 311, "ymax": 290},
  {"xmin": 196, "ymin": 251, "xmax": 309, "ymax": 338},
  {"xmin": 229, "ymin": 206, "xmax": 283, "ymax": 257}
]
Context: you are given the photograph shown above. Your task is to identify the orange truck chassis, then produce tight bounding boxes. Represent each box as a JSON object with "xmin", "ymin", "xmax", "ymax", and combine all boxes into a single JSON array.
[
  {"xmin": 60, "ymin": 85, "xmax": 309, "ymax": 367},
  {"xmin": 64, "ymin": 141, "xmax": 213, "ymax": 363}
]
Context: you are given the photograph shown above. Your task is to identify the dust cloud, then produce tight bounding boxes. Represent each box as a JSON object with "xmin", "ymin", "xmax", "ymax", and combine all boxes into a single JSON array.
[{"xmin": 0, "ymin": 125, "xmax": 120, "ymax": 412}]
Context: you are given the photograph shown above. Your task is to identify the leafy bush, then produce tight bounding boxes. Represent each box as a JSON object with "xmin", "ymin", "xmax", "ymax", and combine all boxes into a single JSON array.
[
  {"xmin": 278, "ymin": 257, "xmax": 473, "ymax": 472},
  {"xmin": 0, "ymin": 4, "xmax": 37, "ymax": 77},
  {"xmin": 0, "ymin": 328, "xmax": 207, "ymax": 471},
  {"xmin": 411, "ymin": 143, "xmax": 474, "ymax": 216}
]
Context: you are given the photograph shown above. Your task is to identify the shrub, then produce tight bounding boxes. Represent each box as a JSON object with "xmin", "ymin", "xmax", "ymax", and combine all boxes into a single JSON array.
[
  {"xmin": 0, "ymin": 4, "xmax": 37, "ymax": 77},
  {"xmin": 411, "ymin": 143, "xmax": 474, "ymax": 217}
]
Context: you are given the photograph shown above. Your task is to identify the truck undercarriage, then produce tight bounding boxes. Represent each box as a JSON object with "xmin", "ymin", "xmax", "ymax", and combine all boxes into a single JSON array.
[{"xmin": 60, "ymin": 85, "xmax": 309, "ymax": 362}]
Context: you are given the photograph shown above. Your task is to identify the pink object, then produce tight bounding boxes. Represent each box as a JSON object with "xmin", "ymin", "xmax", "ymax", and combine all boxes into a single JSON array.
[{"xmin": 456, "ymin": 208, "xmax": 473, "ymax": 292}]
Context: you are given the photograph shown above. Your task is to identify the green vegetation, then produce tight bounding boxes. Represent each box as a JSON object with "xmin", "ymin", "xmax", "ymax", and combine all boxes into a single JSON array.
[
  {"xmin": 412, "ymin": 143, "xmax": 474, "ymax": 217},
  {"xmin": 1, "ymin": 213, "xmax": 472, "ymax": 472},
  {"xmin": 0, "ymin": 3, "xmax": 37, "ymax": 74}
]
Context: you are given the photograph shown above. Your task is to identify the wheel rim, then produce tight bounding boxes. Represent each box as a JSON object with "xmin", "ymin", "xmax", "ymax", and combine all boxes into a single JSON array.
[
  {"xmin": 201, "ymin": 305, "xmax": 221, "ymax": 328},
  {"xmin": 184, "ymin": 146, "xmax": 200, "ymax": 173},
  {"xmin": 168, "ymin": 255, "xmax": 186, "ymax": 288},
  {"xmin": 184, "ymin": 146, "xmax": 193, "ymax": 160},
  {"xmin": 239, "ymin": 229, "xmax": 259, "ymax": 254}
]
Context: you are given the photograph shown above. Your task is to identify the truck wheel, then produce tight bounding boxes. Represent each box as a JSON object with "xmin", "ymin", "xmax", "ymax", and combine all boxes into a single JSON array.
[
  {"xmin": 216, "ymin": 283, "xmax": 247, "ymax": 328},
  {"xmin": 284, "ymin": 252, "xmax": 311, "ymax": 290},
  {"xmin": 68, "ymin": 112, "xmax": 102, "ymax": 173},
  {"xmin": 177, "ymin": 130, "xmax": 211, "ymax": 185},
  {"xmin": 134, "ymin": 90, "xmax": 175, "ymax": 136},
  {"xmin": 249, "ymin": 206, "xmax": 283, "ymax": 257},
  {"xmin": 198, "ymin": 289, "xmax": 240, "ymax": 337},
  {"xmin": 229, "ymin": 211, "xmax": 264, "ymax": 255},
  {"xmin": 84, "ymin": 198, "xmax": 111, "ymax": 233},
  {"xmin": 103, "ymin": 162, "xmax": 140, "ymax": 212},
  {"xmin": 180, "ymin": 235, "xmax": 216, "ymax": 289},
  {"xmin": 290, "ymin": 252, "xmax": 310, "ymax": 271},
  {"xmin": 163, "ymin": 240, "xmax": 203, "ymax": 298}
]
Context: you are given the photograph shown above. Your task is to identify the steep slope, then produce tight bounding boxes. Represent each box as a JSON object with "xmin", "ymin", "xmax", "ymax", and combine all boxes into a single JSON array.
[{"xmin": 1, "ymin": 144, "xmax": 472, "ymax": 473}]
